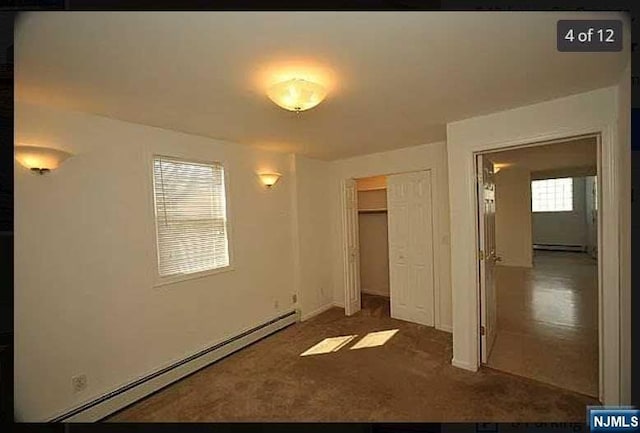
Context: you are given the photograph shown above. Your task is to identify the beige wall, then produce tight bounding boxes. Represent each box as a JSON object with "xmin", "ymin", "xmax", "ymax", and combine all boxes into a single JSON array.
[
  {"xmin": 495, "ymin": 166, "xmax": 532, "ymax": 267},
  {"xmin": 330, "ymin": 141, "xmax": 452, "ymax": 332},
  {"xmin": 291, "ymin": 155, "xmax": 334, "ymax": 320},
  {"xmin": 357, "ymin": 189, "xmax": 387, "ymax": 210},
  {"xmin": 356, "ymin": 175, "xmax": 386, "ymax": 191},
  {"xmin": 358, "ymin": 212, "xmax": 390, "ymax": 297},
  {"xmin": 15, "ymin": 102, "xmax": 298, "ymax": 421}
]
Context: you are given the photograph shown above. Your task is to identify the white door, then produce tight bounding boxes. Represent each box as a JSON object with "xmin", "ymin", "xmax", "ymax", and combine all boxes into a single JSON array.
[
  {"xmin": 478, "ymin": 155, "xmax": 498, "ymax": 363},
  {"xmin": 343, "ymin": 179, "xmax": 361, "ymax": 315},
  {"xmin": 387, "ymin": 171, "xmax": 434, "ymax": 326}
]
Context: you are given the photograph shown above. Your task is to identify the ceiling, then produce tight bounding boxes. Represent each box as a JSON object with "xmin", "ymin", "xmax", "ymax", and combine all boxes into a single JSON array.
[
  {"xmin": 487, "ymin": 136, "xmax": 597, "ymax": 174},
  {"xmin": 15, "ymin": 12, "xmax": 629, "ymax": 160}
]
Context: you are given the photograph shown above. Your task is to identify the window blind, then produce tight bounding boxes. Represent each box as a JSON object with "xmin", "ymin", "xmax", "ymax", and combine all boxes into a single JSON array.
[
  {"xmin": 153, "ymin": 156, "xmax": 230, "ymax": 278},
  {"xmin": 531, "ymin": 177, "xmax": 573, "ymax": 212}
]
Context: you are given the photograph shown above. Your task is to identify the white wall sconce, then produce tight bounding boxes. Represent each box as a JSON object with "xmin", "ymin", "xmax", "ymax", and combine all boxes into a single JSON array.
[
  {"xmin": 15, "ymin": 145, "xmax": 73, "ymax": 175},
  {"xmin": 258, "ymin": 172, "xmax": 282, "ymax": 188},
  {"xmin": 493, "ymin": 163, "xmax": 512, "ymax": 173}
]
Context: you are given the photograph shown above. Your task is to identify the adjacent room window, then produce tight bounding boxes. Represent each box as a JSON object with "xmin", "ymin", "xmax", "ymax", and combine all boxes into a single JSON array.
[
  {"xmin": 152, "ymin": 156, "xmax": 230, "ymax": 280},
  {"xmin": 531, "ymin": 177, "xmax": 573, "ymax": 212}
]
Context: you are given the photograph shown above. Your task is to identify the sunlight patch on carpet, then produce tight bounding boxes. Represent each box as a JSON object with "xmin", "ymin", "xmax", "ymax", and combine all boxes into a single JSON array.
[
  {"xmin": 300, "ymin": 335, "xmax": 358, "ymax": 356},
  {"xmin": 350, "ymin": 329, "xmax": 399, "ymax": 350}
]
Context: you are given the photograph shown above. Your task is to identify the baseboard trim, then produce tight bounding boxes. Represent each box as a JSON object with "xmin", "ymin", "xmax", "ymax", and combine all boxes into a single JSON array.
[
  {"xmin": 361, "ymin": 288, "xmax": 390, "ymax": 297},
  {"xmin": 451, "ymin": 357, "xmax": 478, "ymax": 372},
  {"xmin": 301, "ymin": 303, "xmax": 335, "ymax": 321},
  {"xmin": 436, "ymin": 323, "xmax": 452, "ymax": 333},
  {"xmin": 49, "ymin": 310, "xmax": 298, "ymax": 422}
]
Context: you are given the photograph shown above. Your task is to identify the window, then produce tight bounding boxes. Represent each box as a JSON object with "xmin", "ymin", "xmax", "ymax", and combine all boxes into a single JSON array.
[
  {"xmin": 152, "ymin": 156, "xmax": 230, "ymax": 281},
  {"xmin": 531, "ymin": 177, "xmax": 573, "ymax": 212}
]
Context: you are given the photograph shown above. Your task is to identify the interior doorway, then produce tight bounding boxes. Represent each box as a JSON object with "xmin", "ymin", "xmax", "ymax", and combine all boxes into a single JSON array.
[
  {"xmin": 476, "ymin": 136, "xmax": 600, "ymax": 398},
  {"xmin": 342, "ymin": 170, "xmax": 436, "ymax": 327}
]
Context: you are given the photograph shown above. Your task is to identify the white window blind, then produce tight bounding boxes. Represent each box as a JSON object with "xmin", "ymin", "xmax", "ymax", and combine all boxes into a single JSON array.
[
  {"xmin": 531, "ymin": 177, "xmax": 573, "ymax": 212},
  {"xmin": 153, "ymin": 156, "xmax": 230, "ymax": 278}
]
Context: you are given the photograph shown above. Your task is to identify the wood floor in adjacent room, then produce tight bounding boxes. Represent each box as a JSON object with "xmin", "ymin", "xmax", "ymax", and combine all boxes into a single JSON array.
[
  {"xmin": 488, "ymin": 250, "xmax": 599, "ymax": 398},
  {"xmin": 108, "ymin": 294, "xmax": 597, "ymax": 422}
]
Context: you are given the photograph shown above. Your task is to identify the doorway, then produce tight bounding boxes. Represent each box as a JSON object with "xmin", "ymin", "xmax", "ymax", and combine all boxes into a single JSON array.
[
  {"xmin": 341, "ymin": 170, "xmax": 436, "ymax": 327},
  {"xmin": 476, "ymin": 136, "xmax": 600, "ymax": 398},
  {"xmin": 356, "ymin": 176, "xmax": 391, "ymax": 316}
]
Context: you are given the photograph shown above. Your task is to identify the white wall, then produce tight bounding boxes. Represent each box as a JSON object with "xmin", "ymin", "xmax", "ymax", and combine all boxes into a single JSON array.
[
  {"xmin": 494, "ymin": 166, "xmax": 532, "ymax": 267},
  {"xmin": 291, "ymin": 155, "xmax": 334, "ymax": 320},
  {"xmin": 358, "ymin": 212, "xmax": 390, "ymax": 297},
  {"xmin": 532, "ymin": 176, "xmax": 588, "ymax": 249},
  {"xmin": 15, "ymin": 102, "xmax": 298, "ymax": 421},
  {"xmin": 329, "ymin": 141, "xmax": 452, "ymax": 332},
  {"xmin": 446, "ymin": 86, "xmax": 626, "ymax": 405}
]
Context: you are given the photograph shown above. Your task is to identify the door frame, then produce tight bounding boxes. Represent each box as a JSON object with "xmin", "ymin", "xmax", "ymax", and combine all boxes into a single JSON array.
[
  {"xmin": 341, "ymin": 169, "xmax": 438, "ymax": 323},
  {"xmin": 473, "ymin": 133, "xmax": 606, "ymax": 402}
]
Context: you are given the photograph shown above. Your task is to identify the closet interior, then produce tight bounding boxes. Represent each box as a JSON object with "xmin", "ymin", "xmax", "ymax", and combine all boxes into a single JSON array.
[{"xmin": 356, "ymin": 175, "xmax": 389, "ymax": 298}]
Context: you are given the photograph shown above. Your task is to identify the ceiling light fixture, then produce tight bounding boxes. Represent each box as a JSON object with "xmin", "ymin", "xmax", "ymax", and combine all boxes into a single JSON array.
[
  {"xmin": 15, "ymin": 145, "xmax": 73, "ymax": 175},
  {"xmin": 267, "ymin": 78, "xmax": 327, "ymax": 112}
]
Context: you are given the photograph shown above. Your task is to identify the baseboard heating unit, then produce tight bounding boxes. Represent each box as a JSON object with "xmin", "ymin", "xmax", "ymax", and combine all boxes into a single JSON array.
[
  {"xmin": 49, "ymin": 310, "xmax": 298, "ymax": 422},
  {"xmin": 533, "ymin": 244, "xmax": 586, "ymax": 252}
]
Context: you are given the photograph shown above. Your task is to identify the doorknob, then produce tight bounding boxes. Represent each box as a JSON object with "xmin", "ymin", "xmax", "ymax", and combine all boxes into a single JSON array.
[{"xmin": 494, "ymin": 256, "xmax": 502, "ymax": 262}]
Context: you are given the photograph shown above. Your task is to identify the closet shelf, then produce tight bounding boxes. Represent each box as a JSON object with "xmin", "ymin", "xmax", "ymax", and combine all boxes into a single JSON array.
[
  {"xmin": 358, "ymin": 208, "xmax": 387, "ymax": 213},
  {"xmin": 357, "ymin": 186, "xmax": 386, "ymax": 192}
]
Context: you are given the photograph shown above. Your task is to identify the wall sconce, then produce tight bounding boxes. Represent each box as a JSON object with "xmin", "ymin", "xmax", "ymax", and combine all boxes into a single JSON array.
[
  {"xmin": 15, "ymin": 145, "xmax": 73, "ymax": 175},
  {"xmin": 258, "ymin": 172, "xmax": 282, "ymax": 188},
  {"xmin": 493, "ymin": 163, "xmax": 512, "ymax": 173}
]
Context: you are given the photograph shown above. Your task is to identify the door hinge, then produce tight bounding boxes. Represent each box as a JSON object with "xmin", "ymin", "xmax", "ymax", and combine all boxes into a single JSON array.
[
  {"xmin": 478, "ymin": 250, "xmax": 484, "ymax": 260},
  {"xmin": 480, "ymin": 326, "xmax": 486, "ymax": 336}
]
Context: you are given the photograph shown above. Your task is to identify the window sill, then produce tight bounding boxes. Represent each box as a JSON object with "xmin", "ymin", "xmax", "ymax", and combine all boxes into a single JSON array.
[
  {"xmin": 532, "ymin": 210, "xmax": 574, "ymax": 214},
  {"xmin": 153, "ymin": 265, "xmax": 235, "ymax": 288}
]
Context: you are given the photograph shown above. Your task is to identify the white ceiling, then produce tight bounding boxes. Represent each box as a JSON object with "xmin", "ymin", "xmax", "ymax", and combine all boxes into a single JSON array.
[
  {"xmin": 15, "ymin": 12, "xmax": 629, "ymax": 160},
  {"xmin": 487, "ymin": 136, "xmax": 597, "ymax": 173}
]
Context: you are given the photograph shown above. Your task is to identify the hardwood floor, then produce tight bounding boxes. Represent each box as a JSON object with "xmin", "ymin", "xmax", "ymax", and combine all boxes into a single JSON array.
[{"xmin": 488, "ymin": 250, "xmax": 598, "ymax": 398}]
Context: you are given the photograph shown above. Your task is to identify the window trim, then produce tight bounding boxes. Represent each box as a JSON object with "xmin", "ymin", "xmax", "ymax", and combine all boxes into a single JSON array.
[
  {"xmin": 531, "ymin": 177, "xmax": 574, "ymax": 213},
  {"xmin": 150, "ymin": 154, "xmax": 235, "ymax": 288}
]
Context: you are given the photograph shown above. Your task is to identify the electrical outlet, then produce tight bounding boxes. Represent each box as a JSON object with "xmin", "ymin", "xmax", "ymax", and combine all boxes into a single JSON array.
[
  {"xmin": 72, "ymin": 374, "xmax": 87, "ymax": 393},
  {"xmin": 274, "ymin": 299, "xmax": 279, "ymax": 309},
  {"xmin": 292, "ymin": 293, "xmax": 297, "ymax": 303}
]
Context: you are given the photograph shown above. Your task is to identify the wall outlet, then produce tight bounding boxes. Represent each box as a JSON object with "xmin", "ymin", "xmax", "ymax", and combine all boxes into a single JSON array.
[
  {"xmin": 292, "ymin": 293, "xmax": 297, "ymax": 303},
  {"xmin": 274, "ymin": 299, "xmax": 279, "ymax": 309},
  {"xmin": 72, "ymin": 374, "xmax": 87, "ymax": 393}
]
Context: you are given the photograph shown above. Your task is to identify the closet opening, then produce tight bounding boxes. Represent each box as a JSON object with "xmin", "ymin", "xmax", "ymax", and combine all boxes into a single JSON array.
[
  {"xmin": 356, "ymin": 176, "xmax": 391, "ymax": 316},
  {"xmin": 342, "ymin": 171, "xmax": 436, "ymax": 327}
]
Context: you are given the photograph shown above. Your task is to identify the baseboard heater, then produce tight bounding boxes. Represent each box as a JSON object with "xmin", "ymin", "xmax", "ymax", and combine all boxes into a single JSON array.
[
  {"xmin": 49, "ymin": 310, "xmax": 298, "ymax": 423},
  {"xmin": 533, "ymin": 244, "xmax": 586, "ymax": 252}
]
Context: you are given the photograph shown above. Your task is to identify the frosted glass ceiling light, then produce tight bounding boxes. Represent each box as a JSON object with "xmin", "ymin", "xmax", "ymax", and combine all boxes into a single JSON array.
[{"xmin": 267, "ymin": 78, "xmax": 327, "ymax": 112}]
